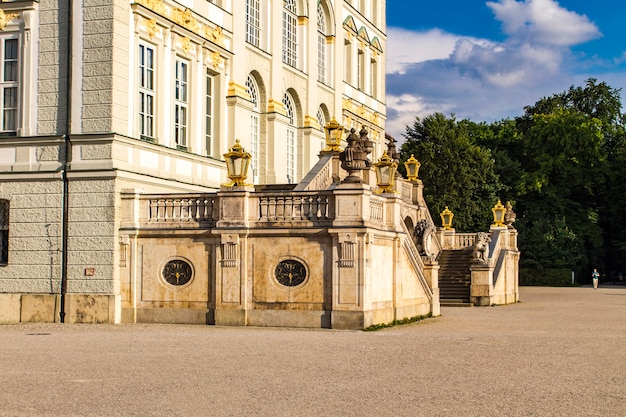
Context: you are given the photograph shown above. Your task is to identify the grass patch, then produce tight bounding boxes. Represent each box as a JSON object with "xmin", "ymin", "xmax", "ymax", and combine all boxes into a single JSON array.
[{"xmin": 363, "ymin": 312, "xmax": 433, "ymax": 331}]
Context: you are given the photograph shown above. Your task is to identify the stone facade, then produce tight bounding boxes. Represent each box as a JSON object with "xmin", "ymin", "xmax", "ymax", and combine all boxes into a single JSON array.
[
  {"xmin": 0, "ymin": 1, "xmax": 518, "ymax": 327},
  {"xmin": 115, "ymin": 153, "xmax": 442, "ymax": 329}
]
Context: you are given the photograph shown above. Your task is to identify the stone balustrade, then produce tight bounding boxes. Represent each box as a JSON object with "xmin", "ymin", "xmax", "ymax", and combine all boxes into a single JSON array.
[
  {"xmin": 258, "ymin": 193, "xmax": 331, "ymax": 222},
  {"xmin": 455, "ymin": 233, "xmax": 477, "ymax": 249}
]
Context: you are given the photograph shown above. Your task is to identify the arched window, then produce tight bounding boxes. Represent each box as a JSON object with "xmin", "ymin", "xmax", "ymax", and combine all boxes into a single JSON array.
[
  {"xmin": 316, "ymin": 106, "xmax": 326, "ymax": 128},
  {"xmin": 282, "ymin": 0, "xmax": 298, "ymax": 68},
  {"xmin": 283, "ymin": 92, "xmax": 297, "ymax": 183},
  {"xmin": 317, "ymin": 2, "xmax": 327, "ymax": 83},
  {"xmin": 246, "ymin": 74, "xmax": 261, "ymax": 183},
  {"xmin": 0, "ymin": 199, "xmax": 8, "ymax": 264}
]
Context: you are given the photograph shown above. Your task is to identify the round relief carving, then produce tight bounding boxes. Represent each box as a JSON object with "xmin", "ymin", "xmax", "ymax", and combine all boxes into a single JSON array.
[
  {"xmin": 274, "ymin": 259, "xmax": 307, "ymax": 287},
  {"xmin": 162, "ymin": 259, "xmax": 193, "ymax": 286}
]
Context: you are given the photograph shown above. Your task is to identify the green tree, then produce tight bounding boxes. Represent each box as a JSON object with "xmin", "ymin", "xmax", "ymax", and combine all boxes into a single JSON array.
[
  {"xmin": 399, "ymin": 113, "xmax": 503, "ymax": 232},
  {"xmin": 498, "ymin": 79, "xmax": 623, "ymax": 275}
]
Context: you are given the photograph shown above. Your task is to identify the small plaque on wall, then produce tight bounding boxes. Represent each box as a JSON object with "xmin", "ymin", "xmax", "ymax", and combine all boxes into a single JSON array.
[{"xmin": 85, "ymin": 268, "xmax": 95, "ymax": 276}]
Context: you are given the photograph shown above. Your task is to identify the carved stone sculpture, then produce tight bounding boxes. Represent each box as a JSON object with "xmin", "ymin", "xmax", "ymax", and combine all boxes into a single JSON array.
[
  {"xmin": 414, "ymin": 219, "xmax": 436, "ymax": 258},
  {"xmin": 473, "ymin": 232, "xmax": 491, "ymax": 264},
  {"xmin": 339, "ymin": 126, "xmax": 373, "ymax": 183},
  {"xmin": 504, "ymin": 201, "xmax": 516, "ymax": 227}
]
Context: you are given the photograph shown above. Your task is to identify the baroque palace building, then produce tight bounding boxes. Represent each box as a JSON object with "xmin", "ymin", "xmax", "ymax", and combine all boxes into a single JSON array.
[{"xmin": 0, "ymin": 0, "xmax": 391, "ymax": 324}]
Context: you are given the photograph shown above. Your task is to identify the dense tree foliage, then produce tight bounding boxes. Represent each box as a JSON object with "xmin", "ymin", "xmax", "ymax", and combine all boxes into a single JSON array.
[
  {"xmin": 400, "ymin": 79, "xmax": 626, "ymax": 278},
  {"xmin": 399, "ymin": 114, "xmax": 502, "ymax": 232}
]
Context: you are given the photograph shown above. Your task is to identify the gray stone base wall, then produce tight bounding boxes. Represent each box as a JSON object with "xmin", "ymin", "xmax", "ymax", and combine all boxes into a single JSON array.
[{"xmin": 0, "ymin": 293, "xmax": 117, "ymax": 323}]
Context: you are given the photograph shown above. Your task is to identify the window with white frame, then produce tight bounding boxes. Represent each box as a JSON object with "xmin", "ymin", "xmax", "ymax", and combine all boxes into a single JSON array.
[
  {"xmin": 357, "ymin": 48, "xmax": 365, "ymax": 91},
  {"xmin": 0, "ymin": 199, "xmax": 8, "ymax": 265},
  {"xmin": 174, "ymin": 58, "xmax": 189, "ymax": 149},
  {"xmin": 370, "ymin": 56, "xmax": 378, "ymax": 98},
  {"xmin": 283, "ymin": 92, "xmax": 296, "ymax": 183},
  {"xmin": 317, "ymin": 2, "xmax": 327, "ymax": 83},
  {"xmin": 246, "ymin": 0, "xmax": 261, "ymax": 48},
  {"xmin": 343, "ymin": 38, "xmax": 352, "ymax": 84},
  {"xmin": 1, "ymin": 37, "xmax": 18, "ymax": 135},
  {"xmin": 205, "ymin": 69, "xmax": 215, "ymax": 156},
  {"xmin": 139, "ymin": 43, "xmax": 155, "ymax": 141},
  {"xmin": 246, "ymin": 74, "xmax": 260, "ymax": 183},
  {"xmin": 282, "ymin": 0, "xmax": 297, "ymax": 68}
]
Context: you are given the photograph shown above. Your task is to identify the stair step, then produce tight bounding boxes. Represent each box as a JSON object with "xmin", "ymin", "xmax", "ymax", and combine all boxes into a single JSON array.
[{"xmin": 438, "ymin": 249, "xmax": 472, "ymax": 302}]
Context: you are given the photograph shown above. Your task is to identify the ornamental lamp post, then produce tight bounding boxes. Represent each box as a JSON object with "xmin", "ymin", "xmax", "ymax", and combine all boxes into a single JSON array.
[
  {"xmin": 373, "ymin": 151, "xmax": 398, "ymax": 193},
  {"xmin": 404, "ymin": 154, "xmax": 421, "ymax": 181},
  {"xmin": 323, "ymin": 117, "xmax": 343, "ymax": 152},
  {"xmin": 440, "ymin": 206, "xmax": 454, "ymax": 230},
  {"xmin": 492, "ymin": 199, "xmax": 506, "ymax": 227},
  {"xmin": 223, "ymin": 139, "xmax": 251, "ymax": 186}
]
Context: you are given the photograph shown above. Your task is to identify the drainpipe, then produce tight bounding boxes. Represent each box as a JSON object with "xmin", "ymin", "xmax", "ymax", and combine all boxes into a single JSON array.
[{"xmin": 59, "ymin": 0, "xmax": 73, "ymax": 323}]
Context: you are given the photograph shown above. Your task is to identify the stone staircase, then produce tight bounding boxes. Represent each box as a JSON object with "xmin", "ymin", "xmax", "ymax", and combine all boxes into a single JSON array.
[{"xmin": 438, "ymin": 248, "xmax": 473, "ymax": 306}]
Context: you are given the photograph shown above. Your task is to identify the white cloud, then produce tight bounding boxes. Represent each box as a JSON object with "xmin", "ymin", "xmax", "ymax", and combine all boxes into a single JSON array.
[
  {"xmin": 385, "ymin": 0, "xmax": 607, "ymax": 140},
  {"xmin": 486, "ymin": 0, "xmax": 600, "ymax": 46},
  {"xmin": 386, "ymin": 28, "xmax": 488, "ymax": 74}
]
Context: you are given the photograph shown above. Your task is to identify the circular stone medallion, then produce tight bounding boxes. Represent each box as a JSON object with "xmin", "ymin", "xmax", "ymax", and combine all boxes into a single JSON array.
[
  {"xmin": 162, "ymin": 259, "xmax": 193, "ymax": 286},
  {"xmin": 274, "ymin": 260, "xmax": 307, "ymax": 287}
]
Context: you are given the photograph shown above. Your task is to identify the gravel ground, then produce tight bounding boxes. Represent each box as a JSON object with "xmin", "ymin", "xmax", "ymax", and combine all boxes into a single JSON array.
[{"xmin": 1, "ymin": 285, "xmax": 625, "ymax": 417}]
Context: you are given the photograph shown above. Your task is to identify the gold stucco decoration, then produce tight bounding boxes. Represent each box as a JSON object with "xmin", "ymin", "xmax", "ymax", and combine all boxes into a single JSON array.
[
  {"xmin": 210, "ymin": 51, "xmax": 223, "ymax": 69},
  {"xmin": 205, "ymin": 25, "xmax": 225, "ymax": 46},
  {"xmin": 181, "ymin": 36, "xmax": 192, "ymax": 54},
  {"xmin": 137, "ymin": 0, "xmax": 227, "ymax": 46},
  {"xmin": 145, "ymin": 18, "xmax": 159, "ymax": 39},
  {"xmin": 0, "ymin": 9, "xmax": 19, "ymax": 30},
  {"xmin": 141, "ymin": 0, "xmax": 169, "ymax": 17},
  {"xmin": 341, "ymin": 99, "xmax": 383, "ymax": 129}
]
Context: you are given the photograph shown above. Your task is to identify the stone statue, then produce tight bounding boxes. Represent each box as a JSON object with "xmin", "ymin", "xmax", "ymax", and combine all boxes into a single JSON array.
[
  {"xmin": 473, "ymin": 232, "xmax": 491, "ymax": 264},
  {"xmin": 339, "ymin": 125, "xmax": 373, "ymax": 183},
  {"xmin": 414, "ymin": 219, "xmax": 436, "ymax": 257},
  {"xmin": 385, "ymin": 134, "xmax": 400, "ymax": 163},
  {"xmin": 504, "ymin": 201, "xmax": 516, "ymax": 227}
]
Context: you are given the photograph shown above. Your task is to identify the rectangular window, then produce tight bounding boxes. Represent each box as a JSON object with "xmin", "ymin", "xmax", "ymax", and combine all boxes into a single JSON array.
[
  {"xmin": 343, "ymin": 40, "xmax": 351, "ymax": 84},
  {"xmin": 139, "ymin": 44, "xmax": 155, "ymax": 141},
  {"xmin": 246, "ymin": 0, "xmax": 261, "ymax": 48},
  {"xmin": 370, "ymin": 58, "xmax": 378, "ymax": 98},
  {"xmin": 0, "ymin": 200, "xmax": 8, "ymax": 265},
  {"xmin": 357, "ymin": 49, "xmax": 365, "ymax": 91},
  {"xmin": 286, "ymin": 128, "xmax": 295, "ymax": 183},
  {"xmin": 317, "ymin": 33, "xmax": 326, "ymax": 83},
  {"xmin": 174, "ymin": 58, "xmax": 188, "ymax": 149},
  {"xmin": 205, "ymin": 70, "xmax": 214, "ymax": 156},
  {"xmin": 282, "ymin": 9, "xmax": 297, "ymax": 67},
  {"xmin": 1, "ymin": 38, "xmax": 18, "ymax": 135}
]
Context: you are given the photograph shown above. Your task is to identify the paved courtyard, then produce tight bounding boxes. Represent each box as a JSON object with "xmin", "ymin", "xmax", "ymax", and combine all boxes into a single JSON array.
[{"xmin": 1, "ymin": 285, "xmax": 625, "ymax": 417}]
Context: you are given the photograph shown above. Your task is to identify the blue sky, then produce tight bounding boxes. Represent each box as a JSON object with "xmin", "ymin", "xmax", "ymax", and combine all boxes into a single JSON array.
[{"xmin": 385, "ymin": 0, "xmax": 626, "ymax": 140}]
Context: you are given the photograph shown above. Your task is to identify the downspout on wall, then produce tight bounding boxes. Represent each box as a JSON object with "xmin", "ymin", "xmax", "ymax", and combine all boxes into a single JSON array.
[{"xmin": 59, "ymin": 0, "xmax": 73, "ymax": 323}]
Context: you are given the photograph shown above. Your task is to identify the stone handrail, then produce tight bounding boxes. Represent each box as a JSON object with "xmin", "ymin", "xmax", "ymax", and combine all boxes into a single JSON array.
[
  {"xmin": 400, "ymin": 220, "xmax": 433, "ymax": 301},
  {"xmin": 146, "ymin": 194, "xmax": 218, "ymax": 225},
  {"xmin": 400, "ymin": 219, "xmax": 425, "ymax": 270},
  {"xmin": 258, "ymin": 192, "xmax": 332, "ymax": 222},
  {"xmin": 455, "ymin": 233, "xmax": 477, "ymax": 249},
  {"xmin": 294, "ymin": 154, "xmax": 335, "ymax": 191},
  {"xmin": 369, "ymin": 197, "xmax": 385, "ymax": 224}
]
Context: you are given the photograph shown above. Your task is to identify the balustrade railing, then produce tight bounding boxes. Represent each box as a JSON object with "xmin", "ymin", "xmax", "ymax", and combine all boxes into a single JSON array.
[
  {"xmin": 147, "ymin": 196, "xmax": 217, "ymax": 224},
  {"xmin": 258, "ymin": 194, "xmax": 331, "ymax": 221},
  {"xmin": 455, "ymin": 233, "xmax": 477, "ymax": 249},
  {"xmin": 369, "ymin": 198, "xmax": 384, "ymax": 224}
]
